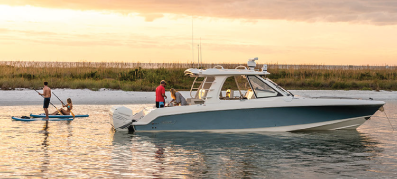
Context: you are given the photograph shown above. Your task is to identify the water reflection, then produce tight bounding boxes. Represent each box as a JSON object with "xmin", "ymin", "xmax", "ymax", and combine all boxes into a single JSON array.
[
  {"xmin": 40, "ymin": 120, "xmax": 50, "ymax": 176},
  {"xmin": 1, "ymin": 103, "xmax": 396, "ymax": 178},
  {"xmin": 111, "ymin": 131, "xmax": 382, "ymax": 178}
]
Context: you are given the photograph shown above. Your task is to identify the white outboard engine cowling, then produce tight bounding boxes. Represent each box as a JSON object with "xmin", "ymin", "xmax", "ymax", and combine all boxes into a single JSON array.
[{"xmin": 110, "ymin": 106, "xmax": 133, "ymax": 131}]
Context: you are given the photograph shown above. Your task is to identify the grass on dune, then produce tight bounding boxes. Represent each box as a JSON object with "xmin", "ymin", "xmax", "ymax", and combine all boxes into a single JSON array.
[{"xmin": 0, "ymin": 61, "xmax": 396, "ymax": 91}]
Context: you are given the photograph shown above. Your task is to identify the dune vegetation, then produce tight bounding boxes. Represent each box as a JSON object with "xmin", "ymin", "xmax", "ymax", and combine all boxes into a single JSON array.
[{"xmin": 0, "ymin": 61, "xmax": 396, "ymax": 91}]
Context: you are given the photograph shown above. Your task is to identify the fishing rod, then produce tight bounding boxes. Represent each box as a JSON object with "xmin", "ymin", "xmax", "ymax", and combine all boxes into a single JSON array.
[
  {"xmin": 52, "ymin": 92, "xmax": 75, "ymax": 118},
  {"xmin": 33, "ymin": 88, "xmax": 63, "ymax": 117}
]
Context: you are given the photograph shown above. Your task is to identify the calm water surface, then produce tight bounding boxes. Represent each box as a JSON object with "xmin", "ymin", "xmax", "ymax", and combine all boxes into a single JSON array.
[{"xmin": 1, "ymin": 102, "xmax": 397, "ymax": 178}]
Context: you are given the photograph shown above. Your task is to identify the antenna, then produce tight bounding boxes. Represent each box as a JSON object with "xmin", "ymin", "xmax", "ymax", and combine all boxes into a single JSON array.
[
  {"xmin": 192, "ymin": 16, "xmax": 194, "ymax": 68},
  {"xmin": 198, "ymin": 44, "xmax": 200, "ymax": 68},
  {"xmin": 200, "ymin": 38, "xmax": 202, "ymax": 69}
]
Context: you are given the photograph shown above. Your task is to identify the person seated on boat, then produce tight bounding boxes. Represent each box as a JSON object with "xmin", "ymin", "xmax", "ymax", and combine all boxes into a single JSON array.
[
  {"xmin": 51, "ymin": 98, "xmax": 73, "ymax": 115},
  {"xmin": 170, "ymin": 88, "xmax": 188, "ymax": 106}
]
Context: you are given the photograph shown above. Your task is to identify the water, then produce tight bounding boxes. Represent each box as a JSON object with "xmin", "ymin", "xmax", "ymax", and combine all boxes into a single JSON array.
[{"xmin": 1, "ymin": 102, "xmax": 397, "ymax": 178}]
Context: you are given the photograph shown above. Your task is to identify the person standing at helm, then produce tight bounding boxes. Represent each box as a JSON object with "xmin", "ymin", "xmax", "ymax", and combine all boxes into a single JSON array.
[
  {"xmin": 37, "ymin": 81, "xmax": 51, "ymax": 119},
  {"xmin": 155, "ymin": 80, "xmax": 167, "ymax": 108}
]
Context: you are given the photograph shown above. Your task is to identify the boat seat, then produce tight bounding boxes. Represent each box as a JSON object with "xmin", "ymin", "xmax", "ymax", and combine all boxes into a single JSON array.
[
  {"xmin": 187, "ymin": 98, "xmax": 205, "ymax": 105},
  {"xmin": 244, "ymin": 89, "xmax": 255, "ymax": 99}
]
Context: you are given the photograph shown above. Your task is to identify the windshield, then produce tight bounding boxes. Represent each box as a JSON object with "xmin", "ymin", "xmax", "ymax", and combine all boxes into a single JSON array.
[
  {"xmin": 247, "ymin": 76, "xmax": 280, "ymax": 98},
  {"xmin": 263, "ymin": 77, "xmax": 294, "ymax": 96}
]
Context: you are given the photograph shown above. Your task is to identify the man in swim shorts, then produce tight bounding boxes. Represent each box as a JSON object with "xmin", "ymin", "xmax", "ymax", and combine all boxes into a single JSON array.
[
  {"xmin": 155, "ymin": 80, "xmax": 167, "ymax": 108},
  {"xmin": 37, "ymin": 82, "xmax": 51, "ymax": 119}
]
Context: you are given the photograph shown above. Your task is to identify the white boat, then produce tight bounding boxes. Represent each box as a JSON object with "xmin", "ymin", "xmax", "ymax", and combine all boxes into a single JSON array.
[{"xmin": 110, "ymin": 58, "xmax": 385, "ymax": 132}]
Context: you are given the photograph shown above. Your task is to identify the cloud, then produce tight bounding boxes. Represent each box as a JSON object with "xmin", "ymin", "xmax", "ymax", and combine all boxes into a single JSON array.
[
  {"xmin": 1, "ymin": 0, "xmax": 397, "ymax": 25},
  {"xmin": 140, "ymin": 13, "xmax": 165, "ymax": 22},
  {"xmin": 0, "ymin": 28, "xmax": 190, "ymax": 48}
]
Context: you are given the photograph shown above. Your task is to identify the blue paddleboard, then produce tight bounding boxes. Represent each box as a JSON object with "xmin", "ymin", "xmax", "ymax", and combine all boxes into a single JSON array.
[
  {"xmin": 12, "ymin": 116, "xmax": 73, "ymax": 121},
  {"xmin": 30, "ymin": 114, "xmax": 89, "ymax": 118}
]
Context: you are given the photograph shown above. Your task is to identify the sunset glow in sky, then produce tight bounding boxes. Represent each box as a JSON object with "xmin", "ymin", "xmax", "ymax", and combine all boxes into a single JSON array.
[{"xmin": 1, "ymin": 0, "xmax": 397, "ymax": 65}]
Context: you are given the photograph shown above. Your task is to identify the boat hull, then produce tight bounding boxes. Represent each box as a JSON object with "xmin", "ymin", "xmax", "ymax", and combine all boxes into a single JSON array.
[{"xmin": 132, "ymin": 105, "xmax": 381, "ymax": 132}]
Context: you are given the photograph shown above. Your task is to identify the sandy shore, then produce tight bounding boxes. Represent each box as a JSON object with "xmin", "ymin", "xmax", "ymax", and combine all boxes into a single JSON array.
[{"xmin": 1, "ymin": 89, "xmax": 396, "ymax": 106}]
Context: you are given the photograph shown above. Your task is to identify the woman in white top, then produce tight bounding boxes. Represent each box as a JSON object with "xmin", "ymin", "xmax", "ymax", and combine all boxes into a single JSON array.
[{"xmin": 170, "ymin": 88, "xmax": 188, "ymax": 106}]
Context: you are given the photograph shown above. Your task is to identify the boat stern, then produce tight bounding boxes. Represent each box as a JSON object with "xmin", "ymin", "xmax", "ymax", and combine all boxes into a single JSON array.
[{"xmin": 109, "ymin": 106, "xmax": 133, "ymax": 131}]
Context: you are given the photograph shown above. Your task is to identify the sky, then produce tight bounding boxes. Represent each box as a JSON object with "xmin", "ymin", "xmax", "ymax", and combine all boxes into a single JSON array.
[{"xmin": 0, "ymin": 0, "xmax": 397, "ymax": 65}]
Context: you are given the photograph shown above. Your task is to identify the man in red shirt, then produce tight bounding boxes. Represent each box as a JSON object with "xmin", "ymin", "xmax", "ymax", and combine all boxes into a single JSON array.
[{"xmin": 156, "ymin": 80, "xmax": 167, "ymax": 108}]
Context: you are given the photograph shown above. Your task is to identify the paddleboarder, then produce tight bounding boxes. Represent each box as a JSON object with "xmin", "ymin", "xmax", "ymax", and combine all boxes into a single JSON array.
[
  {"xmin": 51, "ymin": 98, "xmax": 73, "ymax": 115},
  {"xmin": 37, "ymin": 82, "xmax": 51, "ymax": 119}
]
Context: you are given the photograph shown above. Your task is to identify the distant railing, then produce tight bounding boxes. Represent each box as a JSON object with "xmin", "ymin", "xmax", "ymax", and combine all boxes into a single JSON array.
[{"xmin": 271, "ymin": 64, "xmax": 396, "ymax": 70}]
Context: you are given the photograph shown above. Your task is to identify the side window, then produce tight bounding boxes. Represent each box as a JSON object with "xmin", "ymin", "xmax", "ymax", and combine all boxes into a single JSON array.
[
  {"xmin": 235, "ymin": 75, "xmax": 256, "ymax": 100},
  {"xmin": 247, "ymin": 76, "xmax": 280, "ymax": 98},
  {"xmin": 219, "ymin": 76, "xmax": 247, "ymax": 100}
]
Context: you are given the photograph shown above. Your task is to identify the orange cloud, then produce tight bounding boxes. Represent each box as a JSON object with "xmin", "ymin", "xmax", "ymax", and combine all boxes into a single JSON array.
[
  {"xmin": 0, "ymin": 27, "xmax": 190, "ymax": 48},
  {"xmin": 2, "ymin": 0, "xmax": 397, "ymax": 25}
]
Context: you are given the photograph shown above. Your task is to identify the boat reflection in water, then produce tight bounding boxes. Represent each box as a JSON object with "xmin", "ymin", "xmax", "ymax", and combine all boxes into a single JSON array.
[{"xmin": 111, "ymin": 131, "xmax": 381, "ymax": 178}]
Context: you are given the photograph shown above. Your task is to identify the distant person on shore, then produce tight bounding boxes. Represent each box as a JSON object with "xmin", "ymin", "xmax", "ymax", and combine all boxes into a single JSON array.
[
  {"xmin": 51, "ymin": 98, "xmax": 73, "ymax": 115},
  {"xmin": 155, "ymin": 80, "xmax": 167, "ymax": 108},
  {"xmin": 37, "ymin": 82, "xmax": 51, "ymax": 119},
  {"xmin": 170, "ymin": 88, "xmax": 188, "ymax": 106}
]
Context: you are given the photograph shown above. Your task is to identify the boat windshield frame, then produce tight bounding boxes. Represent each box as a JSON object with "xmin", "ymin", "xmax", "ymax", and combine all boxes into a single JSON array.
[
  {"xmin": 259, "ymin": 76, "xmax": 294, "ymax": 97},
  {"xmin": 246, "ymin": 75, "xmax": 284, "ymax": 98}
]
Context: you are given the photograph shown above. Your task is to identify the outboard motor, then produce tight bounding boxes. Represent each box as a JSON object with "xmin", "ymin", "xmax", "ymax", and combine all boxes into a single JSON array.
[{"xmin": 109, "ymin": 106, "xmax": 133, "ymax": 131}]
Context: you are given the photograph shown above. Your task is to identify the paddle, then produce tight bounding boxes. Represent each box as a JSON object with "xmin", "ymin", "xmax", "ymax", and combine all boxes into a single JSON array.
[
  {"xmin": 33, "ymin": 89, "xmax": 63, "ymax": 117},
  {"xmin": 52, "ymin": 92, "xmax": 75, "ymax": 118}
]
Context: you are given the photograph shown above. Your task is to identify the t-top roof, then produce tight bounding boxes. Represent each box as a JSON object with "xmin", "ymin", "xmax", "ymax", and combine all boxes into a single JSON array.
[{"xmin": 184, "ymin": 68, "xmax": 270, "ymax": 77}]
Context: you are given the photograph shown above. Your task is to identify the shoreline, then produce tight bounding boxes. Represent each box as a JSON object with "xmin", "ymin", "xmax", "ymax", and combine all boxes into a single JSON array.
[{"xmin": 1, "ymin": 89, "xmax": 396, "ymax": 106}]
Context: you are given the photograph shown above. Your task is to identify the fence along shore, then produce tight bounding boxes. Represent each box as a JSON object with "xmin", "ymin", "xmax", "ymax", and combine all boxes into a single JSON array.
[{"xmin": 0, "ymin": 61, "xmax": 395, "ymax": 70}]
